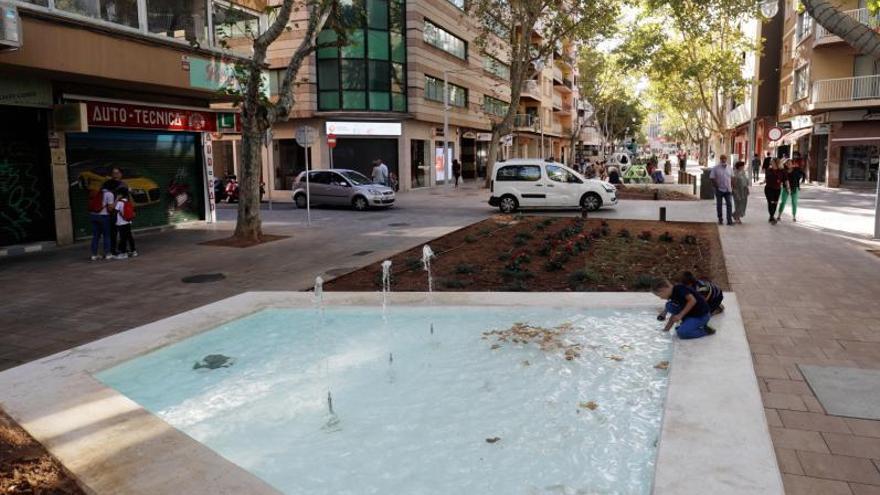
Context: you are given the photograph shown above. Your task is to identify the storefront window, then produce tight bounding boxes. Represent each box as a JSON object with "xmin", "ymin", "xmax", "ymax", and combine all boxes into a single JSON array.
[
  {"xmin": 146, "ymin": 0, "xmax": 209, "ymax": 45},
  {"xmin": 841, "ymin": 145, "xmax": 879, "ymax": 183},
  {"xmin": 54, "ymin": 0, "xmax": 139, "ymax": 28},
  {"xmin": 317, "ymin": 0, "xmax": 406, "ymax": 112},
  {"xmin": 274, "ymin": 139, "xmax": 310, "ymax": 190}
]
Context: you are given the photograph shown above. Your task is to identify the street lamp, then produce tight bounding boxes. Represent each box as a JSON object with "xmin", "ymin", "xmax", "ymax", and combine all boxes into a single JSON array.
[{"xmin": 443, "ymin": 67, "xmax": 482, "ymax": 187}]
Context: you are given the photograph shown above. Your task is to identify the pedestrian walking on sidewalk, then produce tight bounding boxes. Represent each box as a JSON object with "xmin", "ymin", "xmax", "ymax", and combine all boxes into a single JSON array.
[
  {"xmin": 710, "ymin": 154, "xmax": 734, "ymax": 226},
  {"xmin": 763, "ymin": 158, "xmax": 784, "ymax": 225},
  {"xmin": 777, "ymin": 159, "xmax": 805, "ymax": 222},
  {"xmin": 452, "ymin": 159, "xmax": 462, "ymax": 187},
  {"xmin": 732, "ymin": 161, "xmax": 749, "ymax": 224},
  {"xmin": 751, "ymin": 153, "xmax": 761, "ymax": 183}
]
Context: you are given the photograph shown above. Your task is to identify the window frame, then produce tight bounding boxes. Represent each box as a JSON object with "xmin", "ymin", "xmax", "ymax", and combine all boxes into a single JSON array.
[
  {"xmin": 423, "ymin": 19, "xmax": 467, "ymax": 60},
  {"xmin": 482, "ymin": 95, "xmax": 508, "ymax": 117},
  {"xmin": 793, "ymin": 64, "xmax": 810, "ymax": 101},
  {"xmin": 425, "ymin": 75, "xmax": 467, "ymax": 108}
]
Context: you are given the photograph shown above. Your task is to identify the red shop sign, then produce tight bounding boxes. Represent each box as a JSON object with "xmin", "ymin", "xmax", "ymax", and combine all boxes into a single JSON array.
[{"xmin": 84, "ymin": 100, "xmax": 219, "ymax": 132}]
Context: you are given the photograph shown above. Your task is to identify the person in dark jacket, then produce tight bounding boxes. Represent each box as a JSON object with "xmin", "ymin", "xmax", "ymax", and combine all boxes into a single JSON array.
[
  {"xmin": 777, "ymin": 160, "xmax": 805, "ymax": 222},
  {"xmin": 763, "ymin": 158, "xmax": 785, "ymax": 224}
]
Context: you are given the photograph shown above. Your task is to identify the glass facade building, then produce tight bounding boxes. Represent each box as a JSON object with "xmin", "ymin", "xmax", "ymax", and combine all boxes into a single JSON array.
[{"xmin": 316, "ymin": 0, "xmax": 407, "ymax": 112}]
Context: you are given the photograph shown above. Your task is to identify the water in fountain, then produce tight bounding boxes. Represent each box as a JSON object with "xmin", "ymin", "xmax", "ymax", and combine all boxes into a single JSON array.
[
  {"xmin": 314, "ymin": 276, "xmax": 324, "ymax": 321},
  {"xmin": 381, "ymin": 260, "xmax": 392, "ymax": 319},
  {"xmin": 421, "ymin": 245, "xmax": 435, "ymax": 293},
  {"xmin": 315, "ymin": 275, "xmax": 340, "ymax": 432}
]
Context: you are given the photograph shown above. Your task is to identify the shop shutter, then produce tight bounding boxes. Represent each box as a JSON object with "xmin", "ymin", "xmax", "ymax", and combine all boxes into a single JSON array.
[{"xmin": 66, "ymin": 129, "xmax": 204, "ymax": 239}]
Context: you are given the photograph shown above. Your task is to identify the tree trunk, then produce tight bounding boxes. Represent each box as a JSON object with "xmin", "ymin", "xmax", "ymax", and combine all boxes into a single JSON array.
[
  {"xmin": 234, "ymin": 119, "xmax": 264, "ymax": 242},
  {"xmin": 699, "ymin": 137, "xmax": 709, "ymax": 167},
  {"xmin": 802, "ymin": 0, "xmax": 880, "ymax": 59}
]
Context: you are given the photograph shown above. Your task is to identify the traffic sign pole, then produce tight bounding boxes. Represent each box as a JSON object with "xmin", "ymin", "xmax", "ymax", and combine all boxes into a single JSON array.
[{"xmin": 296, "ymin": 126, "xmax": 318, "ymax": 227}]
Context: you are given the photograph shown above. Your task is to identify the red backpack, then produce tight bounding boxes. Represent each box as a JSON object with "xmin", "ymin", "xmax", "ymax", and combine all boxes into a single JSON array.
[
  {"xmin": 88, "ymin": 190, "xmax": 105, "ymax": 213},
  {"xmin": 121, "ymin": 200, "xmax": 136, "ymax": 222}
]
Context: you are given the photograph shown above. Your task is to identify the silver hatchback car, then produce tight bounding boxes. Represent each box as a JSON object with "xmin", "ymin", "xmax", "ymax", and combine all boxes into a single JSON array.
[{"xmin": 292, "ymin": 169, "xmax": 396, "ymax": 211}]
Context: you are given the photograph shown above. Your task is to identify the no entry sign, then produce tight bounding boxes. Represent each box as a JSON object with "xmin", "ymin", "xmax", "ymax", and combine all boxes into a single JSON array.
[{"xmin": 327, "ymin": 133, "xmax": 337, "ymax": 149}]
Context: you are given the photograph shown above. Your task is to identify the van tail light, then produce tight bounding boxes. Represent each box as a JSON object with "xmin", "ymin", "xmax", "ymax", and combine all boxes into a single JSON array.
[{"xmin": 490, "ymin": 180, "xmax": 494, "ymax": 193}]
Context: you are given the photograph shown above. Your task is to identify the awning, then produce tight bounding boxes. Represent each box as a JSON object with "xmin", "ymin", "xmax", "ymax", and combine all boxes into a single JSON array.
[{"xmin": 771, "ymin": 127, "xmax": 812, "ymax": 147}]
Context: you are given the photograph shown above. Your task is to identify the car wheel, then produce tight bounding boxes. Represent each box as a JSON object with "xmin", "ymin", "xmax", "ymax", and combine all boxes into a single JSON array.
[
  {"xmin": 352, "ymin": 196, "xmax": 369, "ymax": 211},
  {"xmin": 294, "ymin": 193, "xmax": 308, "ymax": 209},
  {"xmin": 581, "ymin": 192, "xmax": 602, "ymax": 212},
  {"xmin": 499, "ymin": 195, "xmax": 519, "ymax": 213}
]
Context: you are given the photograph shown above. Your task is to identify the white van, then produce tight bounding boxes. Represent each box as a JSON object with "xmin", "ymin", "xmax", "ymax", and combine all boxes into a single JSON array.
[{"xmin": 489, "ymin": 159, "xmax": 618, "ymax": 213}]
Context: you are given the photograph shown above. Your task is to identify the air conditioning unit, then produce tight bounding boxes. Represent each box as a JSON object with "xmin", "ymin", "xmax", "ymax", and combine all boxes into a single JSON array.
[{"xmin": 0, "ymin": 2, "xmax": 22, "ymax": 51}]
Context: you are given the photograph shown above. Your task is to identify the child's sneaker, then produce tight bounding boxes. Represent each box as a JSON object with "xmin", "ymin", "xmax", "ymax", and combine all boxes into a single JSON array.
[
  {"xmin": 115, "ymin": 253, "xmax": 129, "ymax": 259},
  {"xmin": 89, "ymin": 255, "xmax": 99, "ymax": 261},
  {"xmin": 129, "ymin": 250, "xmax": 138, "ymax": 258},
  {"xmin": 704, "ymin": 326, "xmax": 717, "ymax": 336}
]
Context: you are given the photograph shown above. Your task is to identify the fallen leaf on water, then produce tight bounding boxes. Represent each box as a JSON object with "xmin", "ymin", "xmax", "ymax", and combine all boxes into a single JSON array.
[
  {"xmin": 579, "ymin": 401, "xmax": 599, "ymax": 410},
  {"xmin": 654, "ymin": 361, "xmax": 670, "ymax": 370},
  {"xmin": 490, "ymin": 344, "xmax": 501, "ymax": 350},
  {"xmin": 522, "ymin": 360, "xmax": 530, "ymax": 366},
  {"xmin": 620, "ymin": 344, "xmax": 632, "ymax": 351},
  {"xmin": 608, "ymin": 355, "xmax": 624, "ymax": 362},
  {"xmin": 485, "ymin": 437, "xmax": 501, "ymax": 444}
]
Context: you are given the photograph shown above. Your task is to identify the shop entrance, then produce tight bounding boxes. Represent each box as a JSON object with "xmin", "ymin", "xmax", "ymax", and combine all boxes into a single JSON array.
[
  {"xmin": 0, "ymin": 106, "xmax": 54, "ymax": 247},
  {"xmin": 410, "ymin": 139, "xmax": 428, "ymax": 188},
  {"xmin": 841, "ymin": 145, "xmax": 879, "ymax": 186},
  {"xmin": 332, "ymin": 138, "xmax": 398, "ymax": 182},
  {"xmin": 66, "ymin": 129, "xmax": 204, "ymax": 239}
]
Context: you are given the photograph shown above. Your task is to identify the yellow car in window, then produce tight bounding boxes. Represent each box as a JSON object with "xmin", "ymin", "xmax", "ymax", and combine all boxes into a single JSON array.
[{"xmin": 71, "ymin": 162, "xmax": 162, "ymax": 206}]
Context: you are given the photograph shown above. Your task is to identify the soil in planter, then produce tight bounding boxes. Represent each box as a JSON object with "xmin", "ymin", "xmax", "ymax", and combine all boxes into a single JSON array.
[
  {"xmin": 324, "ymin": 216, "xmax": 728, "ymax": 293},
  {"xmin": 0, "ymin": 409, "xmax": 85, "ymax": 495}
]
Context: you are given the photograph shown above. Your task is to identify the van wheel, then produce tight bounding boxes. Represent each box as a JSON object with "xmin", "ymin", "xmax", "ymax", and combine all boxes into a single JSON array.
[
  {"xmin": 499, "ymin": 195, "xmax": 519, "ymax": 213},
  {"xmin": 581, "ymin": 192, "xmax": 602, "ymax": 212},
  {"xmin": 352, "ymin": 196, "xmax": 369, "ymax": 211},
  {"xmin": 294, "ymin": 193, "xmax": 307, "ymax": 209}
]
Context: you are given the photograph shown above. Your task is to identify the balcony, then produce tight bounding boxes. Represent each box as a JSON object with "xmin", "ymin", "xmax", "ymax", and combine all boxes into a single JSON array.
[
  {"xmin": 552, "ymin": 66, "xmax": 564, "ymax": 83},
  {"xmin": 513, "ymin": 113, "xmax": 537, "ymax": 131},
  {"xmin": 552, "ymin": 93, "xmax": 563, "ymax": 110},
  {"xmin": 815, "ymin": 8, "xmax": 879, "ymax": 46},
  {"xmin": 726, "ymin": 103, "xmax": 751, "ymax": 129},
  {"xmin": 812, "ymin": 74, "xmax": 880, "ymax": 110},
  {"xmin": 521, "ymin": 80, "xmax": 541, "ymax": 101}
]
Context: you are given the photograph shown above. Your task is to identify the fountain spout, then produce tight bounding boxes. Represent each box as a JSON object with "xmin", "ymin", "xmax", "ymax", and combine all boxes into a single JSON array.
[
  {"xmin": 327, "ymin": 390, "xmax": 334, "ymax": 415},
  {"xmin": 381, "ymin": 260, "xmax": 392, "ymax": 318},
  {"xmin": 421, "ymin": 245, "xmax": 435, "ymax": 293},
  {"xmin": 314, "ymin": 276, "xmax": 324, "ymax": 310}
]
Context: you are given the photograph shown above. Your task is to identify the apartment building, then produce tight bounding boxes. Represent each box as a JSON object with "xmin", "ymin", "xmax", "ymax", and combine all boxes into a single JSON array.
[
  {"xmin": 778, "ymin": 0, "xmax": 879, "ymax": 187},
  {"xmin": 725, "ymin": 0, "xmax": 782, "ymax": 162},
  {"xmin": 262, "ymin": 0, "xmax": 581, "ymax": 195},
  {"xmin": 0, "ymin": 0, "xmax": 259, "ymax": 249}
]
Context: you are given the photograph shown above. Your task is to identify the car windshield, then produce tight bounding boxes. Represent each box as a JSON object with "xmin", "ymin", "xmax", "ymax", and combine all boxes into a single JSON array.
[{"xmin": 339, "ymin": 171, "xmax": 372, "ymax": 186}]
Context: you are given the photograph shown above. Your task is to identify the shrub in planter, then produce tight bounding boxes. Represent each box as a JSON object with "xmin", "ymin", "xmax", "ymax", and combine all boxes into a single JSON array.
[
  {"xmin": 455, "ymin": 263, "xmax": 478, "ymax": 275},
  {"xmin": 405, "ymin": 258, "xmax": 422, "ymax": 271},
  {"xmin": 515, "ymin": 232, "xmax": 534, "ymax": 241},
  {"xmin": 502, "ymin": 280, "xmax": 529, "ymax": 292},
  {"xmin": 659, "ymin": 232, "xmax": 674, "ymax": 243},
  {"xmin": 538, "ymin": 243, "xmax": 553, "ymax": 257},
  {"xmin": 617, "ymin": 229, "xmax": 631, "ymax": 239},
  {"xmin": 500, "ymin": 269, "xmax": 534, "ymax": 280},
  {"xmin": 478, "ymin": 228, "xmax": 492, "ymax": 236},
  {"xmin": 589, "ymin": 228, "xmax": 603, "ymax": 239},
  {"xmin": 681, "ymin": 235, "xmax": 698, "ymax": 245},
  {"xmin": 600, "ymin": 220, "xmax": 609, "ymax": 228},
  {"xmin": 633, "ymin": 273, "xmax": 661, "ymax": 290},
  {"xmin": 600, "ymin": 226, "xmax": 611, "ymax": 237},
  {"xmin": 497, "ymin": 252, "xmax": 512, "ymax": 261},
  {"xmin": 541, "ymin": 218, "xmax": 556, "ymax": 227},
  {"xmin": 464, "ymin": 235, "xmax": 478, "ymax": 244},
  {"xmin": 568, "ymin": 268, "xmax": 598, "ymax": 290},
  {"xmin": 638, "ymin": 231, "xmax": 652, "ymax": 241},
  {"xmin": 440, "ymin": 278, "xmax": 470, "ymax": 289},
  {"xmin": 505, "ymin": 251, "xmax": 532, "ymax": 272},
  {"xmin": 544, "ymin": 259, "xmax": 565, "ymax": 272},
  {"xmin": 513, "ymin": 236, "xmax": 529, "ymax": 247}
]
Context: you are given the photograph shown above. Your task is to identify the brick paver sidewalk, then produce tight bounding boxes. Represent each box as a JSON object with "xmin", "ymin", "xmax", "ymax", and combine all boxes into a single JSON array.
[{"xmin": 720, "ymin": 187, "xmax": 880, "ymax": 494}]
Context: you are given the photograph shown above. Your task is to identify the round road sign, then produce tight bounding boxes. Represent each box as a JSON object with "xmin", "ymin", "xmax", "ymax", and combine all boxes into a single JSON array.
[
  {"xmin": 327, "ymin": 133, "xmax": 337, "ymax": 149},
  {"xmin": 295, "ymin": 126, "xmax": 318, "ymax": 148},
  {"xmin": 767, "ymin": 126, "xmax": 784, "ymax": 141}
]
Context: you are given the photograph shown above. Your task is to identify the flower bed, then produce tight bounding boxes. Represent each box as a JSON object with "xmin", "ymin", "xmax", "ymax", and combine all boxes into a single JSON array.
[{"xmin": 325, "ymin": 216, "xmax": 728, "ymax": 292}]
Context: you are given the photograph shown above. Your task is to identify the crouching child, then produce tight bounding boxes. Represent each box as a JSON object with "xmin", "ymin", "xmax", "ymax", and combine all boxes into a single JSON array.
[
  {"xmin": 652, "ymin": 279, "xmax": 715, "ymax": 339},
  {"xmin": 680, "ymin": 271, "xmax": 724, "ymax": 315}
]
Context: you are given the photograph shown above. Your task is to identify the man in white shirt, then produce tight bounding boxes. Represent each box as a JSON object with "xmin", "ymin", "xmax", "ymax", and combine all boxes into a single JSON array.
[
  {"xmin": 372, "ymin": 158, "xmax": 389, "ymax": 186},
  {"xmin": 89, "ymin": 182, "xmax": 116, "ymax": 260},
  {"xmin": 709, "ymin": 154, "xmax": 734, "ymax": 226}
]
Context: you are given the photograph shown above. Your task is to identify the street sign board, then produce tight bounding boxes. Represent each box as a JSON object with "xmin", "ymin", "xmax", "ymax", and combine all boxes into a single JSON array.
[
  {"xmin": 295, "ymin": 125, "xmax": 317, "ymax": 147},
  {"xmin": 327, "ymin": 133, "xmax": 337, "ymax": 149},
  {"xmin": 767, "ymin": 126, "xmax": 783, "ymax": 141}
]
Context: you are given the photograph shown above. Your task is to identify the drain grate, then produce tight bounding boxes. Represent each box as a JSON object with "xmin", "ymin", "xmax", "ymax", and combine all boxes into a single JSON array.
[
  {"xmin": 352, "ymin": 250, "xmax": 374, "ymax": 256},
  {"xmin": 388, "ymin": 222, "xmax": 411, "ymax": 227},
  {"xmin": 182, "ymin": 273, "xmax": 226, "ymax": 283}
]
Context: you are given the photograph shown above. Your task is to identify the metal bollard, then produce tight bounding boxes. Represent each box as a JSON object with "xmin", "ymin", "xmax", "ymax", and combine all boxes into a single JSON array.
[{"xmin": 659, "ymin": 207, "xmax": 667, "ymax": 222}]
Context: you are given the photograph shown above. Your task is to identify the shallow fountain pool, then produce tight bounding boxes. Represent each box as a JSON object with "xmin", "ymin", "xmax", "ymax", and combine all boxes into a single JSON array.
[{"xmin": 97, "ymin": 306, "xmax": 672, "ymax": 495}]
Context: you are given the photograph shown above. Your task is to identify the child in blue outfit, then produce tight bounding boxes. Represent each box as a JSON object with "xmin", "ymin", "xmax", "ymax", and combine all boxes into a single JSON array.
[
  {"xmin": 680, "ymin": 271, "xmax": 725, "ymax": 315},
  {"xmin": 652, "ymin": 279, "xmax": 716, "ymax": 339}
]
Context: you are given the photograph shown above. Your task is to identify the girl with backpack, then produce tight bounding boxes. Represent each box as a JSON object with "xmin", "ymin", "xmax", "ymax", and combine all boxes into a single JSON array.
[{"xmin": 113, "ymin": 187, "xmax": 138, "ymax": 259}]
